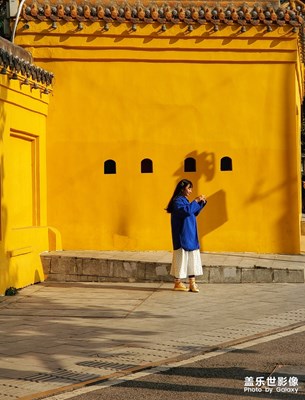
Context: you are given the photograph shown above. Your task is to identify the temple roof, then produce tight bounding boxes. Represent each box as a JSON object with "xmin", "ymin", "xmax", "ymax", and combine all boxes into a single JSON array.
[
  {"xmin": 22, "ymin": 0, "xmax": 305, "ymax": 29},
  {"xmin": 7, "ymin": 1, "xmax": 305, "ymax": 87},
  {"xmin": 0, "ymin": 37, "xmax": 54, "ymax": 89}
]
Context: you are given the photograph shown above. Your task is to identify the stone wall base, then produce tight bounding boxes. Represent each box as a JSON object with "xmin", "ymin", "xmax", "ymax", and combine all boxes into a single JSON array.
[{"xmin": 41, "ymin": 253, "xmax": 304, "ymax": 284}]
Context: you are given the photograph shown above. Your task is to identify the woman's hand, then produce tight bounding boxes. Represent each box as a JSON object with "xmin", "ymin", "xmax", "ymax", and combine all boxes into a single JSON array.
[{"xmin": 195, "ymin": 194, "xmax": 207, "ymax": 203}]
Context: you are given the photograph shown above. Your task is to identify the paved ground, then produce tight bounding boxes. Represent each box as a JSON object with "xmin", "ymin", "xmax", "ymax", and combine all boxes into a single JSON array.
[
  {"xmin": 54, "ymin": 328, "xmax": 305, "ymax": 400},
  {"xmin": 1, "ymin": 279, "xmax": 305, "ymax": 400}
]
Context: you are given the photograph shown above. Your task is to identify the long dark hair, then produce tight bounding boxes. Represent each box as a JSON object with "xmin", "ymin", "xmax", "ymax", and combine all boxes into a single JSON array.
[{"xmin": 165, "ymin": 179, "xmax": 193, "ymax": 213}]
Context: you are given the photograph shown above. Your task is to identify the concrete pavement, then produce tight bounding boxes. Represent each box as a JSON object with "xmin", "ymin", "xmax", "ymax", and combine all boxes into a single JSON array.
[{"xmin": 1, "ymin": 276, "xmax": 305, "ymax": 399}]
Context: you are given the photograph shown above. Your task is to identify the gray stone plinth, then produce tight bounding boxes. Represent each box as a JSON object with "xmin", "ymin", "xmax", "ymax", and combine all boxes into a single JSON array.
[{"xmin": 40, "ymin": 251, "xmax": 305, "ymax": 284}]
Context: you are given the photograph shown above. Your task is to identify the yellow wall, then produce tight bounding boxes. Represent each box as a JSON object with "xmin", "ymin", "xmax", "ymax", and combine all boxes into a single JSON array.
[
  {"xmin": 15, "ymin": 21, "xmax": 303, "ymax": 254},
  {"xmin": 0, "ymin": 74, "xmax": 59, "ymax": 295}
]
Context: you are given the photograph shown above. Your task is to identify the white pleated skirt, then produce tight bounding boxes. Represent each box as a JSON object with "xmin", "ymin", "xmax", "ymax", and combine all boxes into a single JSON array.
[{"xmin": 170, "ymin": 248, "xmax": 203, "ymax": 279}]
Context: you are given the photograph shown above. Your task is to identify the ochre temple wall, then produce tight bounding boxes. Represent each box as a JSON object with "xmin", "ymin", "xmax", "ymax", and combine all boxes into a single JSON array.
[
  {"xmin": 14, "ymin": 19, "xmax": 304, "ymax": 254},
  {"xmin": 0, "ymin": 58, "xmax": 60, "ymax": 294}
]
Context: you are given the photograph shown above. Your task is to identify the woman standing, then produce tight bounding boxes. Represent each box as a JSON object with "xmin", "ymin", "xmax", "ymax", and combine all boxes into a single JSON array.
[{"xmin": 166, "ymin": 179, "xmax": 207, "ymax": 292}]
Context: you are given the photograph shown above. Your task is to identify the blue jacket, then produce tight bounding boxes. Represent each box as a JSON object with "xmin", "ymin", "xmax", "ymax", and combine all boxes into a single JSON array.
[{"xmin": 170, "ymin": 196, "xmax": 206, "ymax": 251}]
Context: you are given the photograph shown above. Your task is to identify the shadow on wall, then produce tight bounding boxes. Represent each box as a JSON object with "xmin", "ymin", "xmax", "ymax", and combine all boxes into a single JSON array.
[
  {"xmin": 0, "ymin": 157, "xmax": 10, "ymax": 294},
  {"xmin": 173, "ymin": 150, "xmax": 216, "ymax": 186},
  {"xmin": 173, "ymin": 150, "xmax": 228, "ymax": 238},
  {"xmin": 244, "ymin": 167, "xmax": 299, "ymax": 253},
  {"xmin": 200, "ymin": 189, "xmax": 228, "ymax": 236},
  {"xmin": 0, "ymin": 98, "xmax": 10, "ymax": 293},
  {"xmin": 34, "ymin": 268, "xmax": 41, "ymax": 283}
]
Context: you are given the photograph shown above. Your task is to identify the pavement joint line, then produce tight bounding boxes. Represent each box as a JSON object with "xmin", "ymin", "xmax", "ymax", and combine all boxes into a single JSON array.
[
  {"xmin": 17, "ymin": 319, "xmax": 305, "ymax": 400},
  {"xmin": 123, "ymin": 282, "xmax": 164, "ymax": 319}
]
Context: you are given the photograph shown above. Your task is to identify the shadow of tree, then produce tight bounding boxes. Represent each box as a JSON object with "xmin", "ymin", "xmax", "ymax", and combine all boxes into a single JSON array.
[{"xmin": 0, "ymin": 282, "xmax": 178, "ymax": 387}]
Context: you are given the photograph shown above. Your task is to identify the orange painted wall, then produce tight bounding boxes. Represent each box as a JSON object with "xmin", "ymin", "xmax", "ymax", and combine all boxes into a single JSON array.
[{"xmin": 15, "ymin": 21, "xmax": 303, "ymax": 254}]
